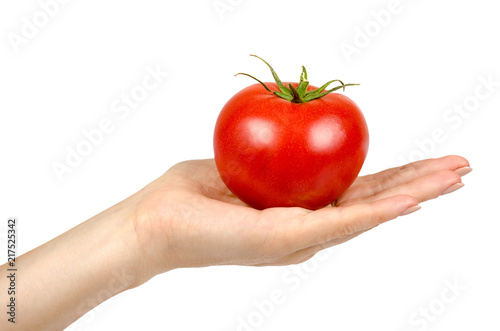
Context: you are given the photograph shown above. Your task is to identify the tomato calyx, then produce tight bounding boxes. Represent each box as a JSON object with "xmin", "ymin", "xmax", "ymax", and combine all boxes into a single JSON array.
[{"xmin": 235, "ymin": 55, "xmax": 359, "ymax": 103}]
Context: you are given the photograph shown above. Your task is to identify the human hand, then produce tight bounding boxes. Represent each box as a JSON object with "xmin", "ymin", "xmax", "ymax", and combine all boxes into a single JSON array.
[
  {"xmin": 130, "ymin": 155, "xmax": 471, "ymax": 284},
  {"xmin": 2, "ymin": 155, "xmax": 470, "ymax": 330}
]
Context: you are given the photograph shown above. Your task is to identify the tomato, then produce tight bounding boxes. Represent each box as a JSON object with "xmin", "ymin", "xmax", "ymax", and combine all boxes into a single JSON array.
[{"xmin": 213, "ymin": 56, "xmax": 369, "ymax": 210}]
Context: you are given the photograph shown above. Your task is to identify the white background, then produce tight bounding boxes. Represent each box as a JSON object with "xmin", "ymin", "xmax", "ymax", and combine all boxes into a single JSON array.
[{"xmin": 1, "ymin": 0, "xmax": 499, "ymax": 330}]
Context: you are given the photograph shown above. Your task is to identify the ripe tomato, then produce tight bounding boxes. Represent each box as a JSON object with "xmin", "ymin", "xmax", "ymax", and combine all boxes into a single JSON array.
[{"xmin": 213, "ymin": 56, "xmax": 369, "ymax": 210}]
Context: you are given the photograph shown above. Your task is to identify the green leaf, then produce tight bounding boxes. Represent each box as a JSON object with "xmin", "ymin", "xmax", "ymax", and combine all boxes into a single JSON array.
[
  {"xmin": 305, "ymin": 79, "xmax": 345, "ymax": 98},
  {"xmin": 296, "ymin": 80, "xmax": 309, "ymax": 96},
  {"xmin": 236, "ymin": 55, "xmax": 359, "ymax": 103},
  {"xmin": 250, "ymin": 55, "xmax": 289, "ymax": 94},
  {"xmin": 275, "ymin": 91, "xmax": 293, "ymax": 101},
  {"xmin": 288, "ymin": 83, "xmax": 304, "ymax": 103},
  {"xmin": 234, "ymin": 73, "xmax": 273, "ymax": 92},
  {"xmin": 304, "ymin": 83, "xmax": 360, "ymax": 102},
  {"xmin": 296, "ymin": 66, "xmax": 309, "ymax": 96},
  {"xmin": 300, "ymin": 66, "xmax": 308, "ymax": 81}
]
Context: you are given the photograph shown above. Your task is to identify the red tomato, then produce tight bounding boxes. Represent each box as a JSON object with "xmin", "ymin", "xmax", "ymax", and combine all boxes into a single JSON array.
[{"xmin": 213, "ymin": 56, "xmax": 369, "ymax": 210}]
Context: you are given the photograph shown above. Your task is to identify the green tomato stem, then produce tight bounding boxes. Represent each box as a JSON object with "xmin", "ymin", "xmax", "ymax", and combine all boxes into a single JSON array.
[{"xmin": 237, "ymin": 55, "xmax": 359, "ymax": 104}]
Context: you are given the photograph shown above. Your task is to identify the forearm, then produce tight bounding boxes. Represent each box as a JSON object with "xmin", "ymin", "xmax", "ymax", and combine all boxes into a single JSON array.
[{"xmin": 0, "ymin": 199, "xmax": 144, "ymax": 330}]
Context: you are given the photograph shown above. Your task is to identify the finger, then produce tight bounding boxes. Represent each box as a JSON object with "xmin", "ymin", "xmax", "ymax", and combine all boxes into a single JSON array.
[
  {"xmin": 254, "ymin": 229, "xmax": 369, "ymax": 266},
  {"xmin": 338, "ymin": 169, "xmax": 462, "ymax": 207},
  {"xmin": 358, "ymin": 155, "xmax": 470, "ymax": 184},
  {"xmin": 339, "ymin": 155, "xmax": 470, "ymax": 203},
  {"xmin": 292, "ymin": 194, "xmax": 419, "ymax": 251}
]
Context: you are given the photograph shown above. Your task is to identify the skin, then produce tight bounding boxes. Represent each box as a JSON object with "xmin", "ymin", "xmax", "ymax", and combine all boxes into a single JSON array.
[{"xmin": 0, "ymin": 155, "xmax": 471, "ymax": 330}]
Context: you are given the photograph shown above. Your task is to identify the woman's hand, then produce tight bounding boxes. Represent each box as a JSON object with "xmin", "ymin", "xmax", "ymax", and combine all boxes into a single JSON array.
[
  {"xmin": 131, "ymin": 155, "xmax": 471, "ymax": 283},
  {"xmin": 1, "ymin": 155, "xmax": 470, "ymax": 330}
]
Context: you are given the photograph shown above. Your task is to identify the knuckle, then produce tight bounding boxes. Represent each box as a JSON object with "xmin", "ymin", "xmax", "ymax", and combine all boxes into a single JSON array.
[
  {"xmin": 336, "ymin": 221, "xmax": 358, "ymax": 238},
  {"xmin": 398, "ymin": 163, "xmax": 420, "ymax": 180}
]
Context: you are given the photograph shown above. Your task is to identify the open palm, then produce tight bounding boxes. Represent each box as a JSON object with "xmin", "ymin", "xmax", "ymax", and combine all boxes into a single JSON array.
[{"xmin": 135, "ymin": 155, "xmax": 470, "ymax": 273}]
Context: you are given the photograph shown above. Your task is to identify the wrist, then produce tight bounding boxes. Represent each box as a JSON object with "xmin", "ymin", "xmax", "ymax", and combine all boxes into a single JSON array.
[
  {"xmin": 106, "ymin": 197, "xmax": 156, "ymax": 290},
  {"xmin": 120, "ymin": 181, "xmax": 180, "ymax": 287}
]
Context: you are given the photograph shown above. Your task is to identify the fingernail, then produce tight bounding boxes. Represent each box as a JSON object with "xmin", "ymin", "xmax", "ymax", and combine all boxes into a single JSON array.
[
  {"xmin": 441, "ymin": 183, "xmax": 465, "ymax": 196},
  {"xmin": 455, "ymin": 166, "xmax": 473, "ymax": 177},
  {"xmin": 401, "ymin": 205, "xmax": 421, "ymax": 216}
]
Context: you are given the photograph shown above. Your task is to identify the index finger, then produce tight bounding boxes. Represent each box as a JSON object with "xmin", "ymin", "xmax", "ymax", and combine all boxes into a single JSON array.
[{"xmin": 340, "ymin": 155, "xmax": 470, "ymax": 202}]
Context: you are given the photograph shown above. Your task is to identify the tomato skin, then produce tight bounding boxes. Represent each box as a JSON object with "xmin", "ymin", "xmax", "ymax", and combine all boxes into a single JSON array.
[{"xmin": 214, "ymin": 82, "xmax": 369, "ymax": 210}]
